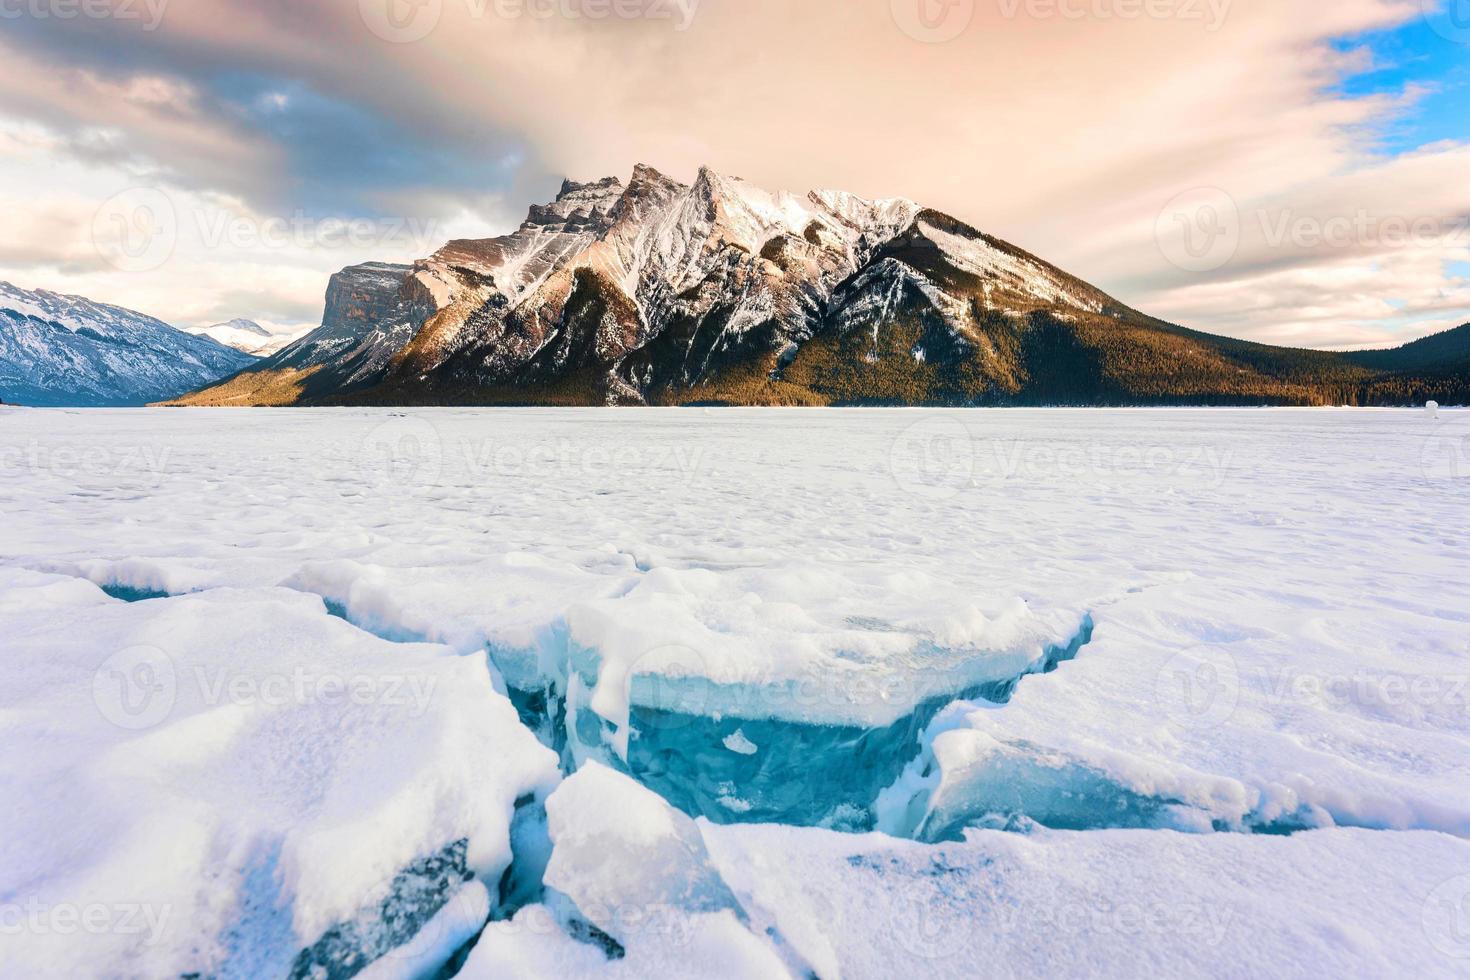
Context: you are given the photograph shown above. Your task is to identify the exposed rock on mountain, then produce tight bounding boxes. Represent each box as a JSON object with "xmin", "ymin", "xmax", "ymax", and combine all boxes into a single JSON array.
[{"xmin": 169, "ymin": 166, "xmax": 1470, "ymax": 407}]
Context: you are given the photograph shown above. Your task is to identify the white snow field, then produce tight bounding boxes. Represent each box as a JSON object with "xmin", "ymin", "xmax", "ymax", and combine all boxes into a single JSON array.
[{"xmin": 1, "ymin": 406, "xmax": 1468, "ymax": 978}]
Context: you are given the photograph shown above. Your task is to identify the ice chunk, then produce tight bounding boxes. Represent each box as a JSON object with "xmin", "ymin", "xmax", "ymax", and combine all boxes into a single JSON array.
[
  {"xmin": 878, "ymin": 722, "xmax": 1235, "ymax": 840},
  {"xmin": 357, "ymin": 879, "xmax": 491, "ymax": 980},
  {"xmin": 462, "ymin": 763, "xmax": 794, "ymax": 977},
  {"xmin": 0, "ymin": 574, "xmax": 559, "ymax": 978},
  {"xmin": 462, "ymin": 904, "xmax": 791, "ymax": 979},
  {"xmin": 723, "ymin": 729, "xmax": 759, "ymax": 755},
  {"xmin": 703, "ymin": 821, "xmax": 1470, "ymax": 978},
  {"xmin": 542, "ymin": 763, "xmax": 745, "ymax": 937}
]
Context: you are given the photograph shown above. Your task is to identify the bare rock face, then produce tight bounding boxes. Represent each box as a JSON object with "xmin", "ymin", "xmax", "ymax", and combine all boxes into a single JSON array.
[
  {"xmin": 177, "ymin": 165, "xmax": 1470, "ymax": 407},
  {"xmin": 182, "ymin": 165, "xmax": 1121, "ymax": 405},
  {"xmin": 259, "ymin": 262, "xmax": 420, "ymax": 398}
]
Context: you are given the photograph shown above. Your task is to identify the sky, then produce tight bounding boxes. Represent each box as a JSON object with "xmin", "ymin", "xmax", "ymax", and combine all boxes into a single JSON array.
[{"xmin": 0, "ymin": 0, "xmax": 1467, "ymax": 348}]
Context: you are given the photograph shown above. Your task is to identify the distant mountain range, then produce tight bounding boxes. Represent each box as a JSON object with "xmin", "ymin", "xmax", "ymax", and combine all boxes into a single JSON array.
[
  {"xmin": 0, "ymin": 283, "xmax": 254, "ymax": 407},
  {"xmin": 165, "ymin": 165, "xmax": 1470, "ymax": 407},
  {"xmin": 183, "ymin": 318, "xmax": 307, "ymax": 357},
  {"xmin": 5, "ymin": 166, "xmax": 1466, "ymax": 408}
]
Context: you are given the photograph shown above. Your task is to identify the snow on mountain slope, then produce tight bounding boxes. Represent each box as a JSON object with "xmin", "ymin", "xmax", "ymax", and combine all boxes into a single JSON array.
[
  {"xmin": 185, "ymin": 318, "xmax": 307, "ymax": 357},
  {"xmin": 387, "ymin": 177, "xmax": 630, "ymax": 379},
  {"xmin": 0, "ymin": 282, "xmax": 255, "ymax": 406},
  {"xmin": 182, "ymin": 164, "xmax": 1136, "ymax": 406},
  {"xmin": 377, "ymin": 165, "xmax": 932, "ymax": 398},
  {"xmin": 172, "ymin": 165, "xmax": 1470, "ymax": 408}
]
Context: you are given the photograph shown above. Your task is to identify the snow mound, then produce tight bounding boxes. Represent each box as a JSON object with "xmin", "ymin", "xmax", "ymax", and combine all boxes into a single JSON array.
[
  {"xmin": 543, "ymin": 763, "xmax": 745, "ymax": 933},
  {"xmin": 703, "ymin": 822, "xmax": 1470, "ymax": 979},
  {"xmin": 0, "ymin": 570, "xmax": 559, "ymax": 978},
  {"xmin": 460, "ymin": 763, "xmax": 795, "ymax": 978}
]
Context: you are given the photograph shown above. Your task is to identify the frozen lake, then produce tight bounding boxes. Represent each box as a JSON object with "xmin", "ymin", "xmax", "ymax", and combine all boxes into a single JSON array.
[{"xmin": 2, "ymin": 407, "xmax": 1469, "ymax": 977}]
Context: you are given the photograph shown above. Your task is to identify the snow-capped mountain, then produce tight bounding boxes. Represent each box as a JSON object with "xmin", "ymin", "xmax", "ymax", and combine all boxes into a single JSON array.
[
  {"xmin": 0, "ymin": 283, "xmax": 255, "ymax": 406},
  {"xmin": 184, "ymin": 318, "xmax": 306, "ymax": 357},
  {"xmin": 175, "ymin": 165, "xmax": 1470, "ymax": 407}
]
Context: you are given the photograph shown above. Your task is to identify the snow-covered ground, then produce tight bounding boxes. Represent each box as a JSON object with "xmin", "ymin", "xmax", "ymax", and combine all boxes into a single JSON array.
[{"xmin": 1, "ymin": 406, "xmax": 1467, "ymax": 978}]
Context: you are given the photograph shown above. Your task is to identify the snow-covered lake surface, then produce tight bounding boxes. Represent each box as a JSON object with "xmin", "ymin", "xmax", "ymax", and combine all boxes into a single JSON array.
[{"xmin": 2, "ymin": 406, "xmax": 1468, "ymax": 978}]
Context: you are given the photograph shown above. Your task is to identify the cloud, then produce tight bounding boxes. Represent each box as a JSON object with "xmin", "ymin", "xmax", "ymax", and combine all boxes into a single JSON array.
[{"xmin": 0, "ymin": 0, "xmax": 1465, "ymax": 346}]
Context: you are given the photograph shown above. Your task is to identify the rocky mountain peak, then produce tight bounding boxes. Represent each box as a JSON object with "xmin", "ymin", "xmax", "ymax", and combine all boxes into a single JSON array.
[
  {"xmin": 608, "ymin": 164, "xmax": 685, "ymax": 222},
  {"xmin": 528, "ymin": 176, "xmax": 626, "ymax": 232},
  {"xmin": 170, "ymin": 162, "xmax": 1470, "ymax": 410}
]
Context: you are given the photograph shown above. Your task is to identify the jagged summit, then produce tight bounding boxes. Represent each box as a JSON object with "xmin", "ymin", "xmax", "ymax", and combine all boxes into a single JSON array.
[{"xmin": 170, "ymin": 166, "xmax": 1470, "ymax": 408}]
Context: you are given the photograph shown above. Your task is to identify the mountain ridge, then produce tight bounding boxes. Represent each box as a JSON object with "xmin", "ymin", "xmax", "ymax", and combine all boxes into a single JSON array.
[
  {"xmin": 151, "ymin": 164, "xmax": 1470, "ymax": 407},
  {"xmin": 0, "ymin": 282, "xmax": 255, "ymax": 406}
]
